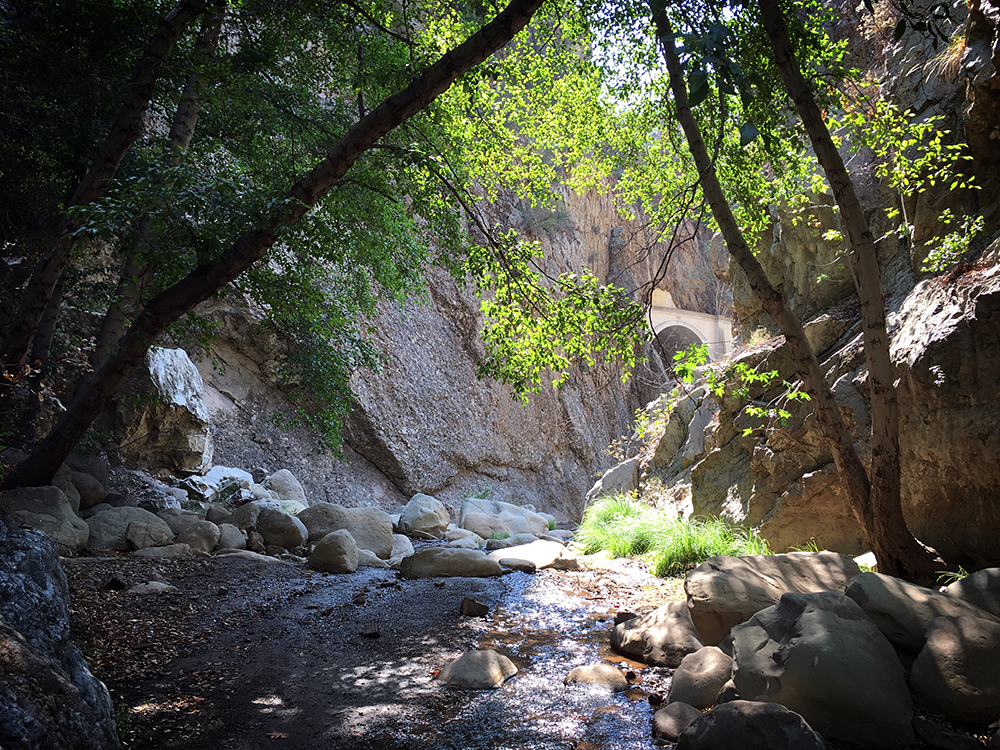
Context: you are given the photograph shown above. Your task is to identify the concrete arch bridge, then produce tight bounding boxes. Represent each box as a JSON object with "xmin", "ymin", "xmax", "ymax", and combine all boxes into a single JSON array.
[{"xmin": 649, "ymin": 300, "xmax": 733, "ymax": 362}]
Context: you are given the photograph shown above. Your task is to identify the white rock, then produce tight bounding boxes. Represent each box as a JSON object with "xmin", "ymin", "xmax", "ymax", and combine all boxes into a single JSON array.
[
  {"xmin": 398, "ymin": 494, "xmax": 450, "ymax": 538},
  {"xmin": 436, "ymin": 649, "xmax": 517, "ymax": 689}
]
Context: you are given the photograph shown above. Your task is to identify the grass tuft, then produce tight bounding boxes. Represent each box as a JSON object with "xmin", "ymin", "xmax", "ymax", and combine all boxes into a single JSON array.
[{"xmin": 575, "ymin": 493, "xmax": 771, "ymax": 578}]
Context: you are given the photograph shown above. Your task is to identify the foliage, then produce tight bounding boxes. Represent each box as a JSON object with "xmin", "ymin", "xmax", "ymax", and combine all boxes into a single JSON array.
[
  {"xmin": 575, "ymin": 492, "xmax": 770, "ymax": 577},
  {"xmin": 936, "ymin": 566, "xmax": 969, "ymax": 586},
  {"xmin": 922, "ymin": 212, "xmax": 985, "ymax": 273}
]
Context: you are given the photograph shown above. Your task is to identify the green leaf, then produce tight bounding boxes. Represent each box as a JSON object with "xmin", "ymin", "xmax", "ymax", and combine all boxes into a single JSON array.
[
  {"xmin": 739, "ymin": 122, "xmax": 760, "ymax": 147},
  {"xmin": 648, "ymin": 0, "xmax": 668, "ymax": 16},
  {"xmin": 893, "ymin": 19, "xmax": 906, "ymax": 41},
  {"xmin": 688, "ymin": 71, "xmax": 709, "ymax": 107}
]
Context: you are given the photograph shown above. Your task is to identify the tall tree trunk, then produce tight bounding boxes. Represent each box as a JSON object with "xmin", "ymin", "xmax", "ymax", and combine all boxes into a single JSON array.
[
  {"xmin": 88, "ymin": 5, "xmax": 225, "ymax": 378},
  {"xmin": 653, "ymin": 12, "xmax": 930, "ymax": 579},
  {"xmin": 1, "ymin": 0, "xmax": 210, "ymax": 368},
  {"xmin": 3, "ymin": 0, "xmax": 546, "ymax": 490},
  {"xmin": 757, "ymin": 0, "xmax": 935, "ymax": 579}
]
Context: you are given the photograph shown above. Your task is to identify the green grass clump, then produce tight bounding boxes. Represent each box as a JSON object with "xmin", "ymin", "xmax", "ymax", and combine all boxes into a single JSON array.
[{"xmin": 575, "ymin": 493, "xmax": 771, "ymax": 578}]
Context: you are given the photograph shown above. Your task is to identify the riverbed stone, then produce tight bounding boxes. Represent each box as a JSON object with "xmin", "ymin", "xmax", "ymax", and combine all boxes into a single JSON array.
[
  {"xmin": 176, "ymin": 518, "xmax": 221, "ymax": 554},
  {"xmin": 399, "ymin": 493, "xmax": 450, "ymax": 538},
  {"xmin": 910, "ymin": 615, "xmax": 1000, "ymax": 724},
  {"xmin": 226, "ymin": 502, "xmax": 262, "ymax": 531},
  {"xmin": 261, "ymin": 469, "xmax": 307, "ymax": 507},
  {"xmin": 2, "ymin": 486, "xmax": 90, "ymax": 555},
  {"xmin": 399, "ymin": 548, "xmax": 503, "ymax": 578},
  {"xmin": 256, "ymin": 508, "xmax": 307, "ymax": 550},
  {"xmin": 676, "ymin": 700, "xmax": 826, "ymax": 750},
  {"xmin": 685, "ymin": 552, "xmax": 862, "ymax": 645},
  {"xmin": 71, "ymin": 470, "xmax": 107, "ymax": 510},
  {"xmin": 732, "ymin": 591, "xmax": 914, "ymax": 748},
  {"xmin": 205, "ymin": 504, "xmax": 231, "ymax": 525},
  {"xmin": 498, "ymin": 558, "xmax": 537, "ymax": 573},
  {"xmin": 297, "ymin": 503, "xmax": 394, "ymax": 558},
  {"xmin": 668, "ymin": 646, "xmax": 733, "ymax": 709},
  {"xmin": 214, "ymin": 523, "xmax": 246, "ymax": 551},
  {"xmin": 564, "ymin": 664, "xmax": 628, "ymax": 692},
  {"xmin": 942, "ymin": 567, "xmax": 1000, "ymax": 617},
  {"xmin": 460, "ymin": 498, "xmax": 550, "ymax": 536},
  {"xmin": 436, "ymin": 649, "xmax": 517, "ymax": 689},
  {"xmin": 611, "ymin": 600, "xmax": 703, "ymax": 667},
  {"xmin": 653, "ymin": 702, "xmax": 703, "ymax": 744},
  {"xmin": 487, "ymin": 539, "xmax": 572, "ymax": 570},
  {"xmin": 357, "ymin": 548, "xmax": 390, "ymax": 569},
  {"xmin": 845, "ymin": 571, "xmax": 1000, "ymax": 653},
  {"xmin": 126, "ymin": 520, "xmax": 174, "ymax": 550},
  {"xmin": 132, "ymin": 543, "xmax": 194, "ymax": 559},
  {"xmin": 87, "ymin": 507, "xmax": 172, "ymax": 552},
  {"xmin": 310, "ymin": 529, "xmax": 358, "ymax": 573}
]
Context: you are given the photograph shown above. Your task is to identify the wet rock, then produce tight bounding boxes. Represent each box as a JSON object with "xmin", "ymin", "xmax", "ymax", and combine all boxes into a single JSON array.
[
  {"xmin": 610, "ymin": 601, "xmax": 703, "ymax": 667},
  {"xmin": 668, "ymin": 646, "xmax": 733, "ymax": 709},
  {"xmin": 461, "ymin": 598, "xmax": 490, "ymax": 617},
  {"xmin": 309, "ymin": 529, "xmax": 358, "ymax": 573},
  {"xmin": 398, "ymin": 493, "xmax": 450, "ymax": 538},
  {"xmin": 87, "ymin": 507, "xmax": 173, "ymax": 552},
  {"xmin": 214, "ymin": 523, "xmax": 246, "ymax": 551},
  {"xmin": 845, "ymin": 571, "xmax": 1000, "ymax": 653},
  {"xmin": 486, "ymin": 539, "xmax": 574, "ymax": 570},
  {"xmin": 398, "ymin": 548, "xmax": 503, "ymax": 578},
  {"xmin": 497, "ymin": 558, "xmax": 537, "ymax": 573},
  {"xmin": 910, "ymin": 615, "xmax": 1000, "ymax": 724},
  {"xmin": 2, "ymin": 486, "xmax": 90, "ymax": 555},
  {"xmin": 942, "ymin": 567, "xmax": 1000, "ymax": 617},
  {"xmin": 125, "ymin": 520, "xmax": 174, "ymax": 550},
  {"xmin": 564, "ymin": 664, "xmax": 628, "ymax": 692},
  {"xmin": 685, "ymin": 552, "xmax": 861, "ymax": 645},
  {"xmin": 436, "ymin": 649, "xmax": 517, "ymax": 689},
  {"xmin": 676, "ymin": 700, "xmax": 825, "ymax": 750},
  {"xmin": 913, "ymin": 717, "xmax": 987, "ymax": 750},
  {"xmin": 297, "ymin": 503, "xmax": 394, "ymax": 558},
  {"xmin": 256, "ymin": 508, "xmax": 307, "ymax": 550},
  {"xmin": 586, "ymin": 457, "xmax": 639, "ymax": 502},
  {"xmin": 716, "ymin": 679, "xmax": 739, "ymax": 704},
  {"xmin": 732, "ymin": 591, "xmax": 914, "ymax": 748},
  {"xmin": 653, "ymin": 701, "xmax": 703, "ymax": 744}
]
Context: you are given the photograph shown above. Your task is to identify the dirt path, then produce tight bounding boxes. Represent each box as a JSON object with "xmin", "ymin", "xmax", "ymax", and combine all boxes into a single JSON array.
[{"xmin": 66, "ymin": 552, "xmax": 681, "ymax": 750}]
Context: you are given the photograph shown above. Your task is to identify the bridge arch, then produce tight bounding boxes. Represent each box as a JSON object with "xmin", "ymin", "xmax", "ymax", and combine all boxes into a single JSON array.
[{"xmin": 649, "ymin": 305, "xmax": 733, "ymax": 362}]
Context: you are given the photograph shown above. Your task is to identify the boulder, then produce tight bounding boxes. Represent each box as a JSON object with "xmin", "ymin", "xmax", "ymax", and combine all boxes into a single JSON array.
[
  {"xmin": 357, "ymin": 548, "xmax": 390, "ymax": 569},
  {"xmin": 180, "ymin": 466, "xmax": 252, "ymax": 503},
  {"xmin": 0, "ymin": 515, "xmax": 118, "ymax": 748},
  {"xmin": 2, "ymin": 486, "xmax": 89, "ymax": 555},
  {"xmin": 70, "ymin": 470, "xmax": 107, "ymax": 510},
  {"xmin": 586, "ymin": 457, "xmax": 639, "ymax": 502},
  {"xmin": 116, "ymin": 346, "xmax": 213, "ymax": 474},
  {"xmin": 398, "ymin": 548, "xmax": 503, "ymax": 578},
  {"xmin": 157, "ymin": 508, "xmax": 202, "ymax": 535},
  {"xmin": 732, "ymin": 591, "xmax": 914, "ymax": 748},
  {"xmin": 390, "ymin": 534, "xmax": 414, "ymax": 561},
  {"xmin": 685, "ymin": 552, "xmax": 862, "ymax": 645},
  {"xmin": 297, "ymin": 503, "xmax": 394, "ymax": 558},
  {"xmin": 610, "ymin": 601, "xmax": 703, "ymax": 667},
  {"xmin": 226, "ymin": 502, "xmax": 262, "ymax": 531},
  {"xmin": 942, "ymin": 567, "xmax": 1000, "ymax": 617},
  {"xmin": 215, "ymin": 523, "xmax": 246, "ymax": 551},
  {"xmin": 65, "ymin": 454, "xmax": 109, "ymax": 491},
  {"xmin": 653, "ymin": 702, "xmax": 704, "ymax": 745},
  {"xmin": 668, "ymin": 646, "xmax": 733, "ymax": 709},
  {"xmin": 458, "ymin": 511, "xmax": 510, "ymax": 539},
  {"xmin": 498, "ymin": 558, "xmax": 537, "ymax": 573},
  {"xmin": 132, "ymin": 543, "xmax": 194, "ymax": 559},
  {"xmin": 676, "ymin": 700, "xmax": 826, "ymax": 750},
  {"xmin": 398, "ymin": 493, "xmax": 450, "ymax": 538},
  {"xmin": 125, "ymin": 521, "xmax": 174, "ymax": 550},
  {"xmin": 256, "ymin": 508, "xmax": 307, "ymax": 549},
  {"xmin": 486, "ymin": 540, "xmax": 573, "ymax": 570},
  {"xmin": 910, "ymin": 615, "xmax": 1000, "ymax": 724},
  {"xmin": 844, "ymin": 571, "xmax": 1000, "ymax": 653},
  {"xmin": 564, "ymin": 664, "xmax": 628, "ymax": 692},
  {"xmin": 436, "ymin": 649, "xmax": 517, "ymax": 689},
  {"xmin": 175, "ymin": 519, "xmax": 221, "ymax": 554},
  {"xmin": 260, "ymin": 469, "xmax": 307, "ymax": 508},
  {"xmin": 51, "ymin": 464, "xmax": 82, "ymax": 515},
  {"xmin": 310, "ymin": 529, "xmax": 358, "ymax": 573},
  {"xmin": 204, "ymin": 504, "xmax": 232, "ymax": 525},
  {"xmin": 460, "ymin": 498, "xmax": 549, "ymax": 536},
  {"xmin": 87, "ymin": 507, "xmax": 173, "ymax": 552}
]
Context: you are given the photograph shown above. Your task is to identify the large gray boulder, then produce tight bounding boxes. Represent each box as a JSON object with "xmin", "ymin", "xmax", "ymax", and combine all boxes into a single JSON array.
[
  {"xmin": 845, "ymin": 571, "xmax": 1000, "ymax": 653},
  {"xmin": 668, "ymin": 646, "xmax": 733, "ymax": 709},
  {"xmin": 116, "ymin": 346, "xmax": 213, "ymax": 474},
  {"xmin": 486, "ymin": 540, "xmax": 573, "ymax": 570},
  {"xmin": 256, "ymin": 508, "xmax": 307, "ymax": 549},
  {"xmin": 125, "ymin": 521, "xmax": 173, "ymax": 550},
  {"xmin": 226, "ymin": 502, "xmax": 262, "ymax": 531},
  {"xmin": 910, "ymin": 615, "xmax": 1000, "ymax": 724},
  {"xmin": 652, "ymin": 702, "xmax": 703, "ymax": 745},
  {"xmin": 942, "ymin": 567, "xmax": 1000, "ymax": 617},
  {"xmin": 0, "ymin": 515, "xmax": 118, "ymax": 749},
  {"xmin": 87, "ymin": 507, "xmax": 173, "ymax": 552},
  {"xmin": 70, "ymin": 470, "xmax": 107, "ymax": 511},
  {"xmin": 610, "ymin": 601, "xmax": 703, "ymax": 667},
  {"xmin": 732, "ymin": 591, "xmax": 914, "ymax": 748},
  {"xmin": 309, "ymin": 529, "xmax": 358, "ymax": 573},
  {"xmin": 398, "ymin": 548, "xmax": 503, "ymax": 578},
  {"xmin": 436, "ymin": 649, "xmax": 517, "ymax": 689},
  {"xmin": 586, "ymin": 457, "xmax": 639, "ymax": 502},
  {"xmin": 215, "ymin": 523, "xmax": 246, "ymax": 551},
  {"xmin": 685, "ymin": 552, "xmax": 861, "ymax": 645},
  {"xmin": 297, "ymin": 503, "xmax": 394, "ymax": 558},
  {"xmin": 676, "ymin": 701, "xmax": 826, "ymax": 750},
  {"xmin": 175, "ymin": 519, "xmax": 221, "ymax": 555},
  {"xmin": 2, "ymin": 486, "xmax": 89, "ymax": 555},
  {"xmin": 398, "ymin": 493, "xmax": 450, "ymax": 538},
  {"xmin": 260, "ymin": 469, "xmax": 307, "ymax": 513},
  {"xmin": 460, "ymin": 498, "xmax": 549, "ymax": 537}
]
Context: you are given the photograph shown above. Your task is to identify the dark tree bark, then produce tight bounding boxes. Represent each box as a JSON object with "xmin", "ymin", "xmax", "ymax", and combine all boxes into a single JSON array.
[
  {"xmin": 757, "ymin": 0, "xmax": 936, "ymax": 579},
  {"xmin": 3, "ymin": 0, "xmax": 546, "ymax": 490},
  {"xmin": 1, "ymin": 0, "xmax": 210, "ymax": 368},
  {"xmin": 653, "ymin": 10, "xmax": 934, "ymax": 579}
]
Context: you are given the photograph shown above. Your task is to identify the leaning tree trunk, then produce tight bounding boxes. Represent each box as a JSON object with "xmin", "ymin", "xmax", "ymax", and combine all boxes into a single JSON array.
[
  {"xmin": 3, "ymin": 0, "xmax": 546, "ymax": 491},
  {"xmin": 653, "ymin": 11, "xmax": 931, "ymax": 579},
  {"xmin": 0, "ymin": 0, "xmax": 210, "ymax": 368},
  {"xmin": 758, "ymin": 0, "xmax": 936, "ymax": 579}
]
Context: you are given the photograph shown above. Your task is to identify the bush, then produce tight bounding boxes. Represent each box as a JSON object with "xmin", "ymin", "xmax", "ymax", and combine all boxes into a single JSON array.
[{"xmin": 575, "ymin": 493, "xmax": 770, "ymax": 577}]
